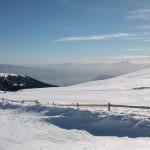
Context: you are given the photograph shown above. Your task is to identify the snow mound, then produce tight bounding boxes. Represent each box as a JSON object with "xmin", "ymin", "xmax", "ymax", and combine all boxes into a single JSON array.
[{"xmin": 1, "ymin": 102, "xmax": 150, "ymax": 137}]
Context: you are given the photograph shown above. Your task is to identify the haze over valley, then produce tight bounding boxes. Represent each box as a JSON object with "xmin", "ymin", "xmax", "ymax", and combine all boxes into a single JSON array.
[{"xmin": 1, "ymin": 61, "xmax": 150, "ymax": 86}]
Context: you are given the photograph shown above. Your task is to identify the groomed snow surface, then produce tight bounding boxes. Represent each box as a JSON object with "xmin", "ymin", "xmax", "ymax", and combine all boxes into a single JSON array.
[{"xmin": 1, "ymin": 68, "xmax": 150, "ymax": 149}]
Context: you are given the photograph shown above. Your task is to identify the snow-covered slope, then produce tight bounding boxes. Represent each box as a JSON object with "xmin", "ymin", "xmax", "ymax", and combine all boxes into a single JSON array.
[
  {"xmin": 1, "ymin": 68, "xmax": 150, "ymax": 105},
  {"xmin": 1, "ymin": 69, "xmax": 150, "ymax": 150},
  {"xmin": 73, "ymin": 68, "xmax": 150, "ymax": 90}
]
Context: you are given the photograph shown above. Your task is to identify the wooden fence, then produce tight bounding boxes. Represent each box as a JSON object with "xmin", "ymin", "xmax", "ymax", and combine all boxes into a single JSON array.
[
  {"xmin": 52, "ymin": 102, "xmax": 150, "ymax": 111},
  {"xmin": 1, "ymin": 98, "xmax": 150, "ymax": 111},
  {"xmin": 0, "ymin": 98, "xmax": 40, "ymax": 104}
]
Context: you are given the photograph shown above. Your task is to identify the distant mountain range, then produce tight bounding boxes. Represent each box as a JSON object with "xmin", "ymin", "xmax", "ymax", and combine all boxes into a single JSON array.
[
  {"xmin": 0, "ymin": 62, "xmax": 150, "ymax": 86},
  {"xmin": 0, "ymin": 73, "xmax": 57, "ymax": 91}
]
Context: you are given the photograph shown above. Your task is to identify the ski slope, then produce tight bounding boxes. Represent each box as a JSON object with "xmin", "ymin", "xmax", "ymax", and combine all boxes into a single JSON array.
[{"xmin": 1, "ymin": 68, "xmax": 150, "ymax": 150}]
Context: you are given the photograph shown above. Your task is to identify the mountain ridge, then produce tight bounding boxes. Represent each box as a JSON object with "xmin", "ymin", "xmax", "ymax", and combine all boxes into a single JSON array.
[{"xmin": 0, "ymin": 73, "xmax": 58, "ymax": 91}]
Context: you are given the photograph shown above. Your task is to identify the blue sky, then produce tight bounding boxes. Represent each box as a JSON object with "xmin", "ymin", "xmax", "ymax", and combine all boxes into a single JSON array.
[{"xmin": 0, "ymin": 0, "xmax": 150, "ymax": 65}]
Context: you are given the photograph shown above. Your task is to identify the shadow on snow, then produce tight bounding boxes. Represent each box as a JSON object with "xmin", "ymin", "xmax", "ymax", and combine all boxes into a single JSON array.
[{"xmin": 0, "ymin": 102, "xmax": 150, "ymax": 138}]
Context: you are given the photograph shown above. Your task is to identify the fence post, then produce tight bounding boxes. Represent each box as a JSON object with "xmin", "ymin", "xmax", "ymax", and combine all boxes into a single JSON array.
[
  {"xmin": 77, "ymin": 102, "xmax": 79, "ymax": 109},
  {"xmin": 35, "ymin": 100, "xmax": 40, "ymax": 104},
  {"xmin": 108, "ymin": 102, "xmax": 111, "ymax": 111},
  {"xmin": 2, "ymin": 98, "xmax": 4, "ymax": 103}
]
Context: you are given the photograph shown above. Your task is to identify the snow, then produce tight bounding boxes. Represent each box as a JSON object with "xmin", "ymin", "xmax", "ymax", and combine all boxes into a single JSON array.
[
  {"xmin": 73, "ymin": 68, "xmax": 150, "ymax": 90},
  {"xmin": 0, "ymin": 73, "xmax": 19, "ymax": 78},
  {"xmin": 2, "ymin": 68, "xmax": 150, "ymax": 105},
  {"xmin": 1, "ymin": 68, "xmax": 150, "ymax": 149},
  {"xmin": 1, "ymin": 103, "xmax": 150, "ymax": 150},
  {"xmin": 0, "ymin": 73, "xmax": 27, "ymax": 78}
]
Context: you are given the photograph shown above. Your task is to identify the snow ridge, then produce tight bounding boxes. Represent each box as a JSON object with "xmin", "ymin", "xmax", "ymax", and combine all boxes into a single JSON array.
[{"xmin": 0, "ymin": 73, "xmax": 23, "ymax": 78}]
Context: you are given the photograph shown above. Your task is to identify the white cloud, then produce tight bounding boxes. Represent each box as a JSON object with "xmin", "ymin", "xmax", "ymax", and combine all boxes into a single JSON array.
[
  {"xmin": 122, "ymin": 32, "xmax": 150, "ymax": 42},
  {"xmin": 54, "ymin": 32, "xmax": 150, "ymax": 42},
  {"xmin": 54, "ymin": 33, "xmax": 136, "ymax": 42},
  {"xmin": 127, "ymin": 9, "xmax": 150, "ymax": 20}
]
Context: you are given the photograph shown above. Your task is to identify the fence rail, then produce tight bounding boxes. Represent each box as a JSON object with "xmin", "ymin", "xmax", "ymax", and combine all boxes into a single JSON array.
[
  {"xmin": 0, "ymin": 98, "xmax": 39, "ymax": 104},
  {"xmin": 111, "ymin": 104, "xmax": 150, "ymax": 110},
  {"xmin": 53, "ymin": 102, "xmax": 150, "ymax": 111},
  {"xmin": 1, "ymin": 98, "xmax": 150, "ymax": 111}
]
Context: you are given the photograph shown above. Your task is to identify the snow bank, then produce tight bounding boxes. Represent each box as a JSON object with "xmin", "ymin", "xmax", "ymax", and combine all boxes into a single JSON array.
[
  {"xmin": 1, "ymin": 102, "xmax": 150, "ymax": 137},
  {"xmin": 2, "ymin": 107, "xmax": 150, "ymax": 150}
]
